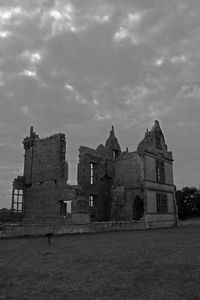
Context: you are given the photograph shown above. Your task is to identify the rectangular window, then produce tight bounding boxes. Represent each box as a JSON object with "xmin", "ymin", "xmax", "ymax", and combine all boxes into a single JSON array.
[
  {"xmin": 156, "ymin": 193, "xmax": 168, "ymax": 213},
  {"xmin": 12, "ymin": 189, "xmax": 23, "ymax": 213},
  {"xmin": 156, "ymin": 160, "xmax": 165, "ymax": 183},
  {"xmin": 66, "ymin": 201, "xmax": 72, "ymax": 214},
  {"xmin": 60, "ymin": 200, "xmax": 72, "ymax": 216},
  {"xmin": 112, "ymin": 150, "xmax": 119, "ymax": 158},
  {"xmin": 89, "ymin": 195, "xmax": 94, "ymax": 207},
  {"xmin": 90, "ymin": 162, "xmax": 96, "ymax": 184}
]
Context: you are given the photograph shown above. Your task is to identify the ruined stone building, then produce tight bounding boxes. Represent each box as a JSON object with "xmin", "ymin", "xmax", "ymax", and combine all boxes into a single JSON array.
[{"xmin": 12, "ymin": 121, "xmax": 178, "ymax": 228}]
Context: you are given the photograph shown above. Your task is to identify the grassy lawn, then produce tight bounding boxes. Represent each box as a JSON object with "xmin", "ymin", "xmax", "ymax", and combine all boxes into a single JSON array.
[{"xmin": 1, "ymin": 225, "xmax": 200, "ymax": 299}]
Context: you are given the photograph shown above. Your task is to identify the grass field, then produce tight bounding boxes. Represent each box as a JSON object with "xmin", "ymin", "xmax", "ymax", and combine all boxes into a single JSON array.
[{"xmin": 1, "ymin": 225, "xmax": 200, "ymax": 300}]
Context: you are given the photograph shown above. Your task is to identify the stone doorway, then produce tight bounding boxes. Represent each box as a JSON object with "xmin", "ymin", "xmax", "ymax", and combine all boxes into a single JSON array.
[{"xmin": 133, "ymin": 195, "xmax": 144, "ymax": 220}]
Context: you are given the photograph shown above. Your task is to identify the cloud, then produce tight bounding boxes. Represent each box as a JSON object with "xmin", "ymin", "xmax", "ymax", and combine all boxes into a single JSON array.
[
  {"xmin": 177, "ymin": 81, "xmax": 200, "ymax": 98},
  {"xmin": 0, "ymin": 4, "xmax": 41, "ymax": 35},
  {"xmin": 0, "ymin": 6, "xmax": 22, "ymax": 21},
  {"xmin": 22, "ymin": 51, "xmax": 42, "ymax": 64},
  {"xmin": 94, "ymin": 111, "xmax": 112, "ymax": 121},
  {"xmin": 47, "ymin": 3, "xmax": 81, "ymax": 36},
  {"xmin": 170, "ymin": 55, "xmax": 187, "ymax": 64},
  {"xmin": 92, "ymin": 99, "xmax": 99, "ymax": 105},
  {"xmin": 151, "ymin": 54, "xmax": 188, "ymax": 67},
  {"xmin": 19, "ymin": 69, "xmax": 37, "ymax": 78},
  {"xmin": 21, "ymin": 105, "xmax": 29, "ymax": 115},
  {"xmin": 121, "ymin": 85, "xmax": 153, "ymax": 105},
  {"xmin": 0, "ymin": 72, "xmax": 4, "ymax": 86},
  {"xmin": 85, "ymin": 3, "xmax": 114, "ymax": 24},
  {"xmin": 148, "ymin": 102, "xmax": 176, "ymax": 120},
  {"xmin": 153, "ymin": 57, "xmax": 165, "ymax": 66},
  {"xmin": 0, "ymin": 30, "xmax": 11, "ymax": 38},
  {"xmin": 65, "ymin": 83, "xmax": 88, "ymax": 104},
  {"xmin": 113, "ymin": 11, "xmax": 145, "ymax": 45},
  {"xmin": 39, "ymin": 1, "xmax": 116, "ymax": 39},
  {"xmin": 114, "ymin": 27, "xmax": 139, "ymax": 45},
  {"xmin": 65, "ymin": 84, "xmax": 73, "ymax": 91},
  {"xmin": 148, "ymin": 13, "xmax": 173, "ymax": 36},
  {"xmin": 1, "ymin": 0, "xmax": 200, "ymax": 207},
  {"xmin": 91, "ymin": 14, "xmax": 110, "ymax": 24}
]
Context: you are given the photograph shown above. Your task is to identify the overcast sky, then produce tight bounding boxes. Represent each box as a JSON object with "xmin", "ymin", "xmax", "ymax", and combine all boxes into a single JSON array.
[{"xmin": 0, "ymin": 0, "xmax": 200, "ymax": 208}]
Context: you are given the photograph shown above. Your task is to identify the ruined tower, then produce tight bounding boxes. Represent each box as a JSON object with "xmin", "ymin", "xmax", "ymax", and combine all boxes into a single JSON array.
[{"xmin": 12, "ymin": 126, "xmax": 88, "ymax": 224}]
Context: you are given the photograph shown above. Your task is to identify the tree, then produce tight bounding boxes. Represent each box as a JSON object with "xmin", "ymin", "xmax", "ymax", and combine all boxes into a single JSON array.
[{"xmin": 176, "ymin": 186, "xmax": 200, "ymax": 219}]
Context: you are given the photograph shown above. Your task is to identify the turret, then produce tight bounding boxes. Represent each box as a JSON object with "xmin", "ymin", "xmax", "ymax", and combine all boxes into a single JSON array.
[
  {"xmin": 137, "ymin": 120, "xmax": 173, "ymax": 161},
  {"xmin": 105, "ymin": 126, "xmax": 121, "ymax": 158}
]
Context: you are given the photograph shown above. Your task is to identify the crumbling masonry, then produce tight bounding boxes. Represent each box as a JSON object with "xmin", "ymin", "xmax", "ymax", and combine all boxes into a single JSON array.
[{"xmin": 12, "ymin": 121, "xmax": 178, "ymax": 227}]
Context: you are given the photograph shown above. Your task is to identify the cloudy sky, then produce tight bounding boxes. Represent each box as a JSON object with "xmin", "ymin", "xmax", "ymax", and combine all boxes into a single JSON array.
[{"xmin": 0, "ymin": 0, "xmax": 200, "ymax": 208}]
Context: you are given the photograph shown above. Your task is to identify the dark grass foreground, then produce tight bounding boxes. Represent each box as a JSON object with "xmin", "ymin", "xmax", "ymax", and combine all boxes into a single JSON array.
[{"xmin": 1, "ymin": 225, "xmax": 200, "ymax": 300}]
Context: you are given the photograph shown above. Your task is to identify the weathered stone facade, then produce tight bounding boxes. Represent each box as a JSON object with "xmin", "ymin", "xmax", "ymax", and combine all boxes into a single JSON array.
[
  {"xmin": 77, "ymin": 126, "xmax": 121, "ymax": 221},
  {"xmin": 12, "ymin": 126, "xmax": 89, "ymax": 224},
  {"xmin": 12, "ymin": 121, "xmax": 178, "ymax": 228},
  {"xmin": 77, "ymin": 120, "xmax": 177, "ymax": 226}
]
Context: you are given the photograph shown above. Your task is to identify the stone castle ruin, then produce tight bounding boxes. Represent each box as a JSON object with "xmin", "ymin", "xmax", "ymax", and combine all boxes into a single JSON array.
[{"xmin": 11, "ymin": 121, "xmax": 178, "ymax": 228}]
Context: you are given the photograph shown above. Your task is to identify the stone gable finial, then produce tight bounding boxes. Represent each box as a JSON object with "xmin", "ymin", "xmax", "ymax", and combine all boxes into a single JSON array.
[
  {"xmin": 153, "ymin": 120, "xmax": 161, "ymax": 131},
  {"xmin": 137, "ymin": 120, "xmax": 173, "ymax": 160},
  {"xmin": 105, "ymin": 125, "xmax": 121, "ymax": 154},
  {"xmin": 30, "ymin": 126, "xmax": 34, "ymax": 136}
]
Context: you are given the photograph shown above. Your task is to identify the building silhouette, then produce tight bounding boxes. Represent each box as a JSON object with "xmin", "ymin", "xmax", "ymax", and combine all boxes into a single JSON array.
[{"xmin": 12, "ymin": 120, "xmax": 178, "ymax": 228}]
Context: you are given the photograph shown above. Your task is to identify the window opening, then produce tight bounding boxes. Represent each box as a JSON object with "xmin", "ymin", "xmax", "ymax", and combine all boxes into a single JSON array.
[
  {"xmin": 12, "ymin": 189, "xmax": 23, "ymax": 213},
  {"xmin": 60, "ymin": 200, "xmax": 72, "ymax": 215},
  {"xmin": 112, "ymin": 149, "xmax": 119, "ymax": 158},
  {"xmin": 89, "ymin": 195, "xmax": 94, "ymax": 207},
  {"xmin": 156, "ymin": 193, "xmax": 168, "ymax": 213},
  {"xmin": 90, "ymin": 162, "xmax": 95, "ymax": 184},
  {"xmin": 156, "ymin": 160, "xmax": 165, "ymax": 183}
]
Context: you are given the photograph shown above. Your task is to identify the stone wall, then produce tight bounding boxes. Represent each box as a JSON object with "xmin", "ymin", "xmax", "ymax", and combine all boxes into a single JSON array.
[
  {"xmin": 114, "ymin": 152, "xmax": 144, "ymax": 188},
  {"xmin": 145, "ymin": 154, "xmax": 173, "ymax": 185},
  {"xmin": 0, "ymin": 218, "xmax": 179, "ymax": 238},
  {"xmin": 24, "ymin": 133, "xmax": 68, "ymax": 184},
  {"xmin": 24, "ymin": 182, "xmax": 76, "ymax": 218},
  {"xmin": 0, "ymin": 221, "xmax": 148, "ymax": 238},
  {"xmin": 146, "ymin": 190, "xmax": 175, "ymax": 213},
  {"xmin": 78, "ymin": 146, "xmax": 114, "ymax": 221},
  {"xmin": 21, "ymin": 130, "xmax": 89, "ymax": 222}
]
